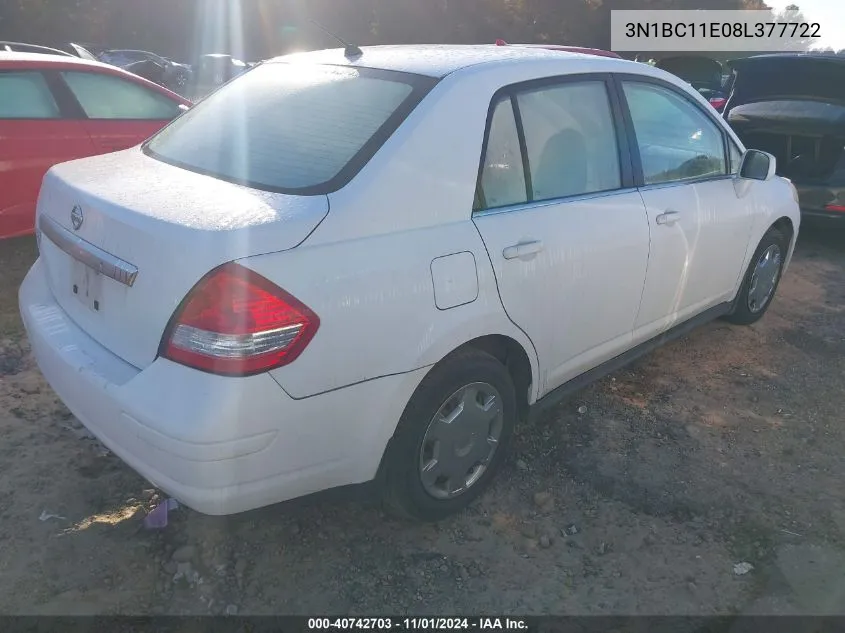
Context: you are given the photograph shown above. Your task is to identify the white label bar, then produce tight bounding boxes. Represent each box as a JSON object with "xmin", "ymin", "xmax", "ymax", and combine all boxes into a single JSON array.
[{"xmin": 611, "ymin": 10, "xmax": 824, "ymax": 52}]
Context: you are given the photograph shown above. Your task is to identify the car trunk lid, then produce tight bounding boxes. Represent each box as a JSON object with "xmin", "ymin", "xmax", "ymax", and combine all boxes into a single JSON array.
[
  {"xmin": 725, "ymin": 57, "xmax": 845, "ymax": 186},
  {"xmin": 36, "ymin": 147, "xmax": 328, "ymax": 370}
]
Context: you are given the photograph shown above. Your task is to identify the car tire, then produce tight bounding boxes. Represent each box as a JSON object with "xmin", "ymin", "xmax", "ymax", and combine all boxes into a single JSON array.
[
  {"xmin": 724, "ymin": 227, "xmax": 788, "ymax": 326},
  {"xmin": 381, "ymin": 349, "xmax": 517, "ymax": 522}
]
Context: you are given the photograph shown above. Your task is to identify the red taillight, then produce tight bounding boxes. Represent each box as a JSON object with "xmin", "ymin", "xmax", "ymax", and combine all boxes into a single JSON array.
[
  {"xmin": 709, "ymin": 97, "xmax": 727, "ymax": 111},
  {"xmin": 495, "ymin": 39, "xmax": 508, "ymax": 46},
  {"xmin": 825, "ymin": 204, "xmax": 845, "ymax": 212},
  {"xmin": 160, "ymin": 262, "xmax": 319, "ymax": 377}
]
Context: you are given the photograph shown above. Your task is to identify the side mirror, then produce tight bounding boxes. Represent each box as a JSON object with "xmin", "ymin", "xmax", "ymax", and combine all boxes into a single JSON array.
[{"xmin": 739, "ymin": 149, "xmax": 776, "ymax": 181}]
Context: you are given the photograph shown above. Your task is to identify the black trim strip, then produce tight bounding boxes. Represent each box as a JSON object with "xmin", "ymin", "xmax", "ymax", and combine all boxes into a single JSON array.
[
  {"xmin": 609, "ymin": 74, "xmax": 643, "ymax": 186},
  {"xmin": 42, "ymin": 69, "xmax": 87, "ymax": 119},
  {"xmin": 510, "ymin": 94, "xmax": 532, "ymax": 202},
  {"xmin": 605, "ymin": 75, "xmax": 635, "ymax": 189},
  {"xmin": 529, "ymin": 302, "xmax": 732, "ymax": 419}
]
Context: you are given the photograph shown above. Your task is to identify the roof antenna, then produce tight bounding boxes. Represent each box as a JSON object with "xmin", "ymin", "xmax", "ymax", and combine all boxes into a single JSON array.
[{"xmin": 308, "ymin": 19, "xmax": 363, "ymax": 58}]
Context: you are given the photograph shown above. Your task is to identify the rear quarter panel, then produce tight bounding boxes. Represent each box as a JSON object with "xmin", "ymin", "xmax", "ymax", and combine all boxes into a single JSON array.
[{"xmin": 244, "ymin": 221, "xmax": 537, "ymax": 402}]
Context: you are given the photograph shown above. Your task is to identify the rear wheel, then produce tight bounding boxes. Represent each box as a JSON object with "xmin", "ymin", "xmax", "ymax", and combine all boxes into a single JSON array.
[
  {"xmin": 381, "ymin": 349, "xmax": 517, "ymax": 522},
  {"xmin": 724, "ymin": 227, "xmax": 788, "ymax": 325}
]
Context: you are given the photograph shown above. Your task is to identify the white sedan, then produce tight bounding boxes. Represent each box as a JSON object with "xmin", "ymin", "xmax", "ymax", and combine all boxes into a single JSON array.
[{"xmin": 20, "ymin": 45, "xmax": 800, "ymax": 521}]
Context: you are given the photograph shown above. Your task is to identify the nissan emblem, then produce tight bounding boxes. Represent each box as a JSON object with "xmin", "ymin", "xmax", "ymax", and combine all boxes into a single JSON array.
[{"xmin": 71, "ymin": 205, "xmax": 84, "ymax": 231}]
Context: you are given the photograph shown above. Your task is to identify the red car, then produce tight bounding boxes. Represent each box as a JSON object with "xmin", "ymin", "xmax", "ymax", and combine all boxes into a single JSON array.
[{"xmin": 0, "ymin": 52, "xmax": 191, "ymax": 239}]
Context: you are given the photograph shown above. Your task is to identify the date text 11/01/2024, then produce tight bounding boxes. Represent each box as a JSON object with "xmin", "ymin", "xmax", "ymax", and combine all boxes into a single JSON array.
[
  {"xmin": 307, "ymin": 618, "xmax": 529, "ymax": 631},
  {"xmin": 624, "ymin": 21, "xmax": 821, "ymax": 39}
]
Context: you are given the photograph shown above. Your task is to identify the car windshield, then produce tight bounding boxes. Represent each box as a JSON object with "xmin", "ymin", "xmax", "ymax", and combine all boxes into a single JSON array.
[{"xmin": 144, "ymin": 62, "xmax": 433, "ymax": 194}]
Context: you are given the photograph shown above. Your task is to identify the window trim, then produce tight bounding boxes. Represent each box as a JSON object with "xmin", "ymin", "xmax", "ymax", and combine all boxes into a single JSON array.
[
  {"xmin": 473, "ymin": 72, "xmax": 635, "ymax": 214},
  {"xmin": 474, "ymin": 186, "xmax": 642, "ymax": 218},
  {"xmin": 611, "ymin": 73, "xmax": 734, "ymax": 189},
  {"xmin": 54, "ymin": 69, "xmax": 184, "ymax": 122},
  {"xmin": 0, "ymin": 70, "xmax": 65, "ymax": 120},
  {"xmin": 510, "ymin": 95, "xmax": 533, "ymax": 203},
  {"xmin": 142, "ymin": 64, "xmax": 440, "ymax": 197},
  {"xmin": 728, "ymin": 138, "xmax": 744, "ymax": 174},
  {"xmin": 475, "ymin": 96, "xmax": 528, "ymax": 211},
  {"xmin": 42, "ymin": 70, "xmax": 86, "ymax": 118}
]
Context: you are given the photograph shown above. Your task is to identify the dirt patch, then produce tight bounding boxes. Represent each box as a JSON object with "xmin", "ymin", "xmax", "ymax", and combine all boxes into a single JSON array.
[{"xmin": 1, "ymin": 226, "xmax": 845, "ymax": 615}]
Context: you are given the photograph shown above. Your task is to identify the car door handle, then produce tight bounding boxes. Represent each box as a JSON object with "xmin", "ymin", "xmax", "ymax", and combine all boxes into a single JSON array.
[
  {"xmin": 503, "ymin": 240, "xmax": 544, "ymax": 260},
  {"xmin": 655, "ymin": 211, "xmax": 680, "ymax": 226}
]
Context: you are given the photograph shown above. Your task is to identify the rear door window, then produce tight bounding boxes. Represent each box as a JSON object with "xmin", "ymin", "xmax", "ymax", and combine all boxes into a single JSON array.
[
  {"xmin": 0, "ymin": 72, "xmax": 61, "ymax": 119},
  {"xmin": 476, "ymin": 78, "xmax": 623, "ymax": 210},
  {"xmin": 517, "ymin": 80, "xmax": 621, "ymax": 201},
  {"xmin": 145, "ymin": 63, "xmax": 434, "ymax": 194}
]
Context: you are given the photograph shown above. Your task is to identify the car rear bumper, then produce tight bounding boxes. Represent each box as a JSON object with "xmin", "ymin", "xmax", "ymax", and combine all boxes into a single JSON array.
[
  {"xmin": 800, "ymin": 208, "xmax": 845, "ymax": 220},
  {"xmin": 19, "ymin": 258, "xmax": 425, "ymax": 515},
  {"xmin": 796, "ymin": 184, "xmax": 845, "ymax": 219}
]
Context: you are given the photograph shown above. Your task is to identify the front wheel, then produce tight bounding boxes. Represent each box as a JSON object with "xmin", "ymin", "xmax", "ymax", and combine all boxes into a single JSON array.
[
  {"xmin": 381, "ymin": 349, "xmax": 517, "ymax": 522},
  {"xmin": 724, "ymin": 227, "xmax": 788, "ymax": 326}
]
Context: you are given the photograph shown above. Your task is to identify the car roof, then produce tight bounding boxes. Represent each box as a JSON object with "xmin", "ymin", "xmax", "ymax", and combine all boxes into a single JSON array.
[{"xmin": 273, "ymin": 44, "xmax": 633, "ymax": 78}]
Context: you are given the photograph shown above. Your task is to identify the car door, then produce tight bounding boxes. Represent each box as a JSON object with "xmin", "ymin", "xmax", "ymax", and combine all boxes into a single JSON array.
[
  {"xmin": 472, "ymin": 76, "xmax": 651, "ymax": 394},
  {"xmin": 618, "ymin": 78, "xmax": 756, "ymax": 343},
  {"xmin": 0, "ymin": 69, "xmax": 95, "ymax": 238},
  {"xmin": 57, "ymin": 70, "xmax": 184, "ymax": 152}
]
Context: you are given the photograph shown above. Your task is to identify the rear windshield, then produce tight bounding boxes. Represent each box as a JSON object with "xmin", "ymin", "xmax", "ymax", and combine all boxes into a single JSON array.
[{"xmin": 144, "ymin": 63, "xmax": 435, "ymax": 194}]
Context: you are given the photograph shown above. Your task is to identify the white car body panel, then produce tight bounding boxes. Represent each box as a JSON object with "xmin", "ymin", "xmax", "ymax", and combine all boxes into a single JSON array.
[
  {"xmin": 20, "ymin": 45, "xmax": 801, "ymax": 515},
  {"xmin": 474, "ymin": 191, "xmax": 650, "ymax": 393},
  {"xmin": 20, "ymin": 258, "xmax": 428, "ymax": 515},
  {"xmin": 248, "ymin": 220, "xmax": 538, "ymax": 400},
  {"xmin": 35, "ymin": 149, "xmax": 328, "ymax": 369},
  {"xmin": 634, "ymin": 179, "xmax": 757, "ymax": 340}
]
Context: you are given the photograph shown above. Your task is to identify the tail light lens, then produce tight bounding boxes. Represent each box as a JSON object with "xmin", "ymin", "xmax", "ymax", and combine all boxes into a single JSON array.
[
  {"xmin": 825, "ymin": 204, "xmax": 845, "ymax": 212},
  {"xmin": 709, "ymin": 97, "xmax": 727, "ymax": 111},
  {"xmin": 160, "ymin": 262, "xmax": 319, "ymax": 376}
]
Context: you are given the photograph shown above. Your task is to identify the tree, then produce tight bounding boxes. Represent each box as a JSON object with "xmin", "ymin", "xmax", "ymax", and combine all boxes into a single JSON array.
[{"xmin": 770, "ymin": 4, "xmax": 815, "ymax": 52}]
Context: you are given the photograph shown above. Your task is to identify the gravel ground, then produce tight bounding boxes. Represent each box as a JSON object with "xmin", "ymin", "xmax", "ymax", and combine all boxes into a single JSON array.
[{"xmin": 0, "ymin": 223, "xmax": 844, "ymax": 616}]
